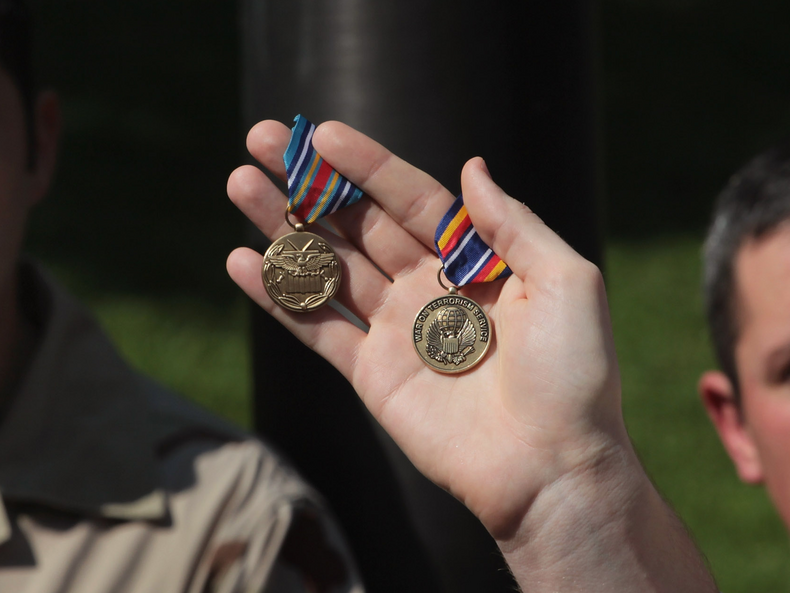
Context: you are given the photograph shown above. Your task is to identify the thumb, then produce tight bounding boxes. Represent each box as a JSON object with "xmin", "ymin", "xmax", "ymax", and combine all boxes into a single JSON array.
[{"xmin": 460, "ymin": 157, "xmax": 578, "ymax": 281}]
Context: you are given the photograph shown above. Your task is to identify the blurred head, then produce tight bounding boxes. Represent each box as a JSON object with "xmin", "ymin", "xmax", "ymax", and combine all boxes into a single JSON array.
[
  {"xmin": 699, "ymin": 141, "xmax": 790, "ymax": 529},
  {"xmin": 0, "ymin": 0, "xmax": 35, "ymax": 166},
  {"xmin": 0, "ymin": 0, "xmax": 59, "ymax": 298}
]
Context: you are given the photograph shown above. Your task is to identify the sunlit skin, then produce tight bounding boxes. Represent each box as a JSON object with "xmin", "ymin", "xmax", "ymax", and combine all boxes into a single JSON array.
[
  {"xmin": 228, "ymin": 120, "xmax": 719, "ymax": 591},
  {"xmin": 701, "ymin": 222, "xmax": 790, "ymax": 529}
]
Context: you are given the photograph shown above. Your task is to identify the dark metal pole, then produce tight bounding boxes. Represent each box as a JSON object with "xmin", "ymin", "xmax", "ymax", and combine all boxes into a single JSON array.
[{"xmin": 241, "ymin": 2, "xmax": 601, "ymax": 591}]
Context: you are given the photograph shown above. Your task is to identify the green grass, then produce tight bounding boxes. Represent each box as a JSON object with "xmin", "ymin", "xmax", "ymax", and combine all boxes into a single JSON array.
[{"xmin": 49, "ymin": 235, "xmax": 790, "ymax": 592}]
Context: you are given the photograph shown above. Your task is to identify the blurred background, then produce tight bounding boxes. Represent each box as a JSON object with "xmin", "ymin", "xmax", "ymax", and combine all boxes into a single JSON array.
[{"xmin": 22, "ymin": 0, "xmax": 790, "ymax": 591}]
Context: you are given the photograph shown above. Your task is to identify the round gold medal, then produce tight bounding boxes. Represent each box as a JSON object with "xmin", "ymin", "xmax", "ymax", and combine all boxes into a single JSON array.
[
  {"xmin": 262, "ymin": 230, "xmax": 341, "ymax": 312},
  {"xmin": 412, "ymin": 293, "xmax": 491, "ymax": 373}
]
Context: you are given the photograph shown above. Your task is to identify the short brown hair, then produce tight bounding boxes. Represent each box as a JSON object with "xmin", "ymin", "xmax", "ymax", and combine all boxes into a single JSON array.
[{"xmin": 704, "ymin": 140, "xmax": 790, "ymax": 402}]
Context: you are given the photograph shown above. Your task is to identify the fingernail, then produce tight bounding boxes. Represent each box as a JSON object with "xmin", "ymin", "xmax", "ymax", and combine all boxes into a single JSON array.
[{"xmin": 480, "ymin": 158, "xmax": 491, "ymax": 179}]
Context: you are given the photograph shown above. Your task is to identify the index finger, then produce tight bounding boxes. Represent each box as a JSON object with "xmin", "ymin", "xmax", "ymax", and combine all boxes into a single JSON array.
[{"xmin": 312, "ymin": 121, "xmax": 457, "ymax": 250}]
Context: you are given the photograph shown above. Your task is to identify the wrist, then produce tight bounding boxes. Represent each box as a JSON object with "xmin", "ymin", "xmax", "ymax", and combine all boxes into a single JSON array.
[
  {"xmin": 496, "ymin": 433, "xmax": 641, "ymax": 552},
  {"xmin": 495, "ymin": 438, "xmax": 716, "ymax": 593}
]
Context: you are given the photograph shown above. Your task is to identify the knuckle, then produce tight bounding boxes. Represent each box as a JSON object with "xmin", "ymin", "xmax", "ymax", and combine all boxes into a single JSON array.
[
  {"xmin": 543, "ymin": 257, "xmax": 602, "ymax": 296},
  {"xmin": 363, "ymin": 150, "xmax": 392, "ymax": 187},
  {"xmin": 576, "ymin": 259, "xmax": 604, "ymax": 289},
  {"xmin": 401, "ymin": 185, "xmax": 437, "ymax": 226}
]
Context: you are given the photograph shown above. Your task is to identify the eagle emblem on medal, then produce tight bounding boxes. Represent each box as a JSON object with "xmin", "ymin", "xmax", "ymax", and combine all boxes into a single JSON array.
[
  {"xmin": 426, "ymin": 306, "xmax": 476, "ymax": 365},
  {"xmin": 412, "ymin": 295, "xmax": 491, "ymax": 373},
  {"xmin": 262, "ymin": 232, "xmax": 340, "ymax": 312}
]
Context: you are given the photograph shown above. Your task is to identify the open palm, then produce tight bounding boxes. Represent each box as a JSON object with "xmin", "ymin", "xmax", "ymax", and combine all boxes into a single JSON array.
[{"xmin": 227, "ymin": 120, "xmax": 626, "ymax": 539}]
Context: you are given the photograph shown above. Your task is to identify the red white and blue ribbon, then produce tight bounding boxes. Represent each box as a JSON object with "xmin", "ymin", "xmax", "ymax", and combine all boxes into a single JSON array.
[
  {"xmin": 435, "ymin": 194, "xmax": 512, "ymax": 286},
  {"xmin": 284, "ymin": 115, "xmax": 364, "ymax": 224}
]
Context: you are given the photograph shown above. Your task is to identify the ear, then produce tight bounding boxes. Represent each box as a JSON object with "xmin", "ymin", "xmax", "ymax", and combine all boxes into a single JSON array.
[
  {"xmin": 28, "ymin": 90, "xmax": 61, "ymax": 204},
  {"xmin": 699, "ymin": 370, "xmax": 763, "ymax": 484}
]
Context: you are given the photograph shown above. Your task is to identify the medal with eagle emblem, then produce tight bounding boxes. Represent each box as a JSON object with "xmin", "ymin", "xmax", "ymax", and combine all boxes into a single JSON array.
[
  {"xmin": 416, "ymin": 193, "xmax": 512, "ymax": 372},
  {"xmin": 412, "ymin": 283, "xmax": 491, "ymax": 374},
  {"xmin": 264, "ymin": 115, "xmax": 366, "ymax": 313},
  {"xmin": 262, "ymin": 225, "xmax": 340, "ymax": 312}
]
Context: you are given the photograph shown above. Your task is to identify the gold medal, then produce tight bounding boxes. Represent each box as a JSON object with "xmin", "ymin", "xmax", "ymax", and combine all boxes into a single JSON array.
[
  {"xmin": 270, "ymin": 115, "xmax": 367, "ymax": 312},
  {"xmin": 262, "ymin": 212, "xmax": 341, "ymax": 312},
  {"xmin": 412, "ymin": 268, "xmax": 491, "ymax": 373}
]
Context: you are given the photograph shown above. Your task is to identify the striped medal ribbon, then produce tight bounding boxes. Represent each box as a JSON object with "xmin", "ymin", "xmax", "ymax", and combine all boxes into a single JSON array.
[
  {"xmin": 284, "ymin": 115, "xmax": 364, "ymax": 223},
  {"xmin": 412, "ymin": 194, "xmax": 512, "ymax": 374},
  {"xmin": 434, "ymin": 194, "xmax": 512, "ymax": 286},
  {"xmin": 261, "ymin": 115, "xmax": 364, "ymax": 313}
]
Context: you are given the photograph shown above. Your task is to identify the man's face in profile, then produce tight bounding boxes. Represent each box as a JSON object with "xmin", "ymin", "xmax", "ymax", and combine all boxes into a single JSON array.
[
  {"xmin": 702, "ymin": 221, "xmax": 790, "ymax": 530},
  {"xmin": 728, "ymin": 223, "xmax": 790, "ymax": 526}
]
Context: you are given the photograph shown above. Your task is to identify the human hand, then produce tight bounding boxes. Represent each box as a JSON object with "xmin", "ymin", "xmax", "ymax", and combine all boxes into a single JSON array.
[
  {"xmin": 226, "ymin": 120, "xmax": 628, "ymax": 540},
  {"xmin": 227, "ymin": 120, "xmax": 719, "ymax": 592}
]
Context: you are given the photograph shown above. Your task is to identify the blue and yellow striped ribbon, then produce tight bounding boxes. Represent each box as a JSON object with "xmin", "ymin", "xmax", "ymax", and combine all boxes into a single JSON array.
[
  {"xmin": 435, "ymin": 194, "xmax": 512, "ymax": 286},
  {"xmin": 284, "ymin": 115, "xmax": 364, "ymax": 223}
]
